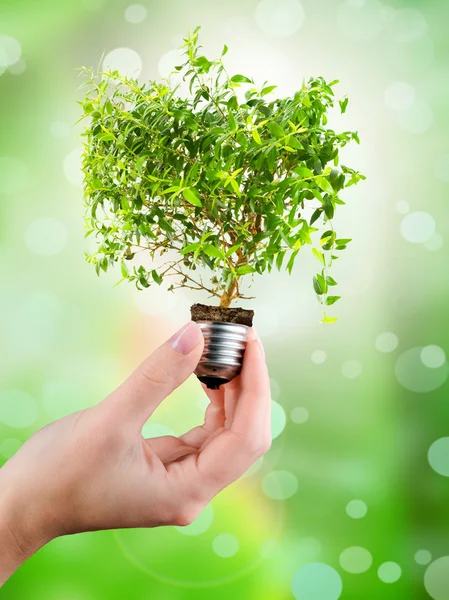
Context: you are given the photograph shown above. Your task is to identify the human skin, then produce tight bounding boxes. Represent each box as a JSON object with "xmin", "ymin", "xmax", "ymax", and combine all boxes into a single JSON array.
[{"xmin": 0, "ymin": 321, "xmax": 271, "ymax": 586}]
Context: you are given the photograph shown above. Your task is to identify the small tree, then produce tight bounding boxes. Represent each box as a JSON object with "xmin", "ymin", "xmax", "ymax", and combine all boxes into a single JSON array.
[{"xmin": 79, "ymin": 27, "xmax": 364, "ymax": 321}]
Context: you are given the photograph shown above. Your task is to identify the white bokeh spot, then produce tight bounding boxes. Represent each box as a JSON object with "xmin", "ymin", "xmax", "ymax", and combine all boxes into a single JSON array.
[
  {"xmin": 400, "ymin": 211, "xmax": 435, "ymax": 244},
  {"xmin": 421, "ymin": 346, "xmax": 446, "ymax": 369},
  {"xmin": 342, "ymin": 359, "xmax": 363, "ymax": 379},
  {"xmin": 103, "ymin": 47, "xmax": 142, "ymax": 78},
  {"xmin": 415, "ymin": 550, "xmax": 432, "ymax": 565},
  {"xmin": 212, "ymin": 533, "xmax": 239, "ymax": 558},
  {"xmin": 292, "ymin": 563, "xmax": 343, "ymax": 600},
  {"xmin": 375, "ymin": 332, "xmax": 398, "ymax": 353},
  {"xmin": 311, "ymin": 350, "xmax": 327, "ymax": 364},
  {"xmin": 378, "ymin": 562, "xmax": 402, "ymax": 583},
  {"xmin": 395, "ymin": 347, "xmax": 449, "ymax": 393},
  {"xmin": 346, "ymin": 499, "xmax": 368, "ymax": 519},
  {"xmin": 424, "ymin": 556, "xmax": 449, "ymax": 600},
  {"xmin": 339, "ymin": 546, "xmax": 372, "ymax": 574},
  {"xmin": 428, "ymin": 437, "xmax": 449, "ymax": 478},
  {"xmin": 124, "ymin": 4, "xmax": 148, "ymax": 24},
  {"xmin": 291, "ymin": 407, "xmax": 309, "ymax": 424},
  {"xmin": 262, "ymin": 470, "xmax": 298, "ymax": 500}
]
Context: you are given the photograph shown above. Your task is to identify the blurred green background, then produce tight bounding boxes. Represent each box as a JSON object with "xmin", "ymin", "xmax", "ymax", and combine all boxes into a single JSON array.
[{"xmin": 1, "ymin": 0, "xmax": 449, "ymax": 598}]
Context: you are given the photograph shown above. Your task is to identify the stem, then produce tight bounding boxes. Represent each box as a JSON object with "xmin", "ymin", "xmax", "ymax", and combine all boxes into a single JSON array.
[{"xmin": 219, "ymin": 278, "xmax": 238, "ymax": 308}]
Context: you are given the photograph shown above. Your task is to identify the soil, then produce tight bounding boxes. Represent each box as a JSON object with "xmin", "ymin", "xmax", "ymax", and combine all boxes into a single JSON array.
[{"xmin": 190, "ymin": 303, "xmax": 254, "ymax": 326}]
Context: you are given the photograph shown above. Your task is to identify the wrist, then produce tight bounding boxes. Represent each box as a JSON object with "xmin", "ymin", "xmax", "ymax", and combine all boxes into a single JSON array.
[{"xmin": 0, "ymin": 470, "xmax": 54, "ymax": 585}]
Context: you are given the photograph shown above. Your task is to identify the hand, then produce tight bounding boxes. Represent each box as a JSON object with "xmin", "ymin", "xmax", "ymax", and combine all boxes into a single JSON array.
[{"xmin": 0, "ymin": 321, "xmax": 271, "ymax": 585}]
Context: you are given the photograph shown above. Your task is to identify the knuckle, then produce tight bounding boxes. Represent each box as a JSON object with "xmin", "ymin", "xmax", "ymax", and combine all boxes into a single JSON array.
[{"xmin": 139, "ymin": 361, "xmax": 172, "ymax": 388}]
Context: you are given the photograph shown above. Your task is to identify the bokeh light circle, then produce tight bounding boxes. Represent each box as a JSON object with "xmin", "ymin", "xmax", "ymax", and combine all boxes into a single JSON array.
[
  {"xmin": 424, "ymin": 556, "xmax": 449, "ymax": 600},
  {"xmin": 103, "ymin": 47, "xmax": 142, "ymax": 78},
  {"xmin": 174, "ymin": 503, "xmax": 214, "ymax": 536},
  {"xmin": 0, "ymin": 156, "xmax": 28, "ymax": 194},
  {"xmin": 428, "ymin": 438, "xmax": 449, "ymax": 478},
  {"xmin": 255, "ymin": 0, "xmax": 305, "ymax": 37},
  {"xmin": 124, "ymin": 4, "xmax": 148, "ymax": 24},
  {"xmin": 415, "ymin": 549, "xmax": 432, "ymax": 565},
  {"xmin": 375, "ymin": 332, "xmax": 398, "ymax": 353},
  {"xmin": 400, "ymin": 212, "xmax": 435, "ymax": 244},
  {"xmin": 212, "ymin": 533, "xmax": 239, "ymax": 558},
  {"xmin": 0, "ymin": 35, "xmax": 22, "ymax": 69},
  {"xmin": 346, "ymin": 499, "xmax": 368, "ymax": 519},
  {"xmin": 384, "ymin": 82, "xmax": 415, "ymax": 111},
  {"xmin": 271, "ymin": 399, "xmax": 286, "ymax": 439},
  {"xmin": 0, "ymin": 438, "xmax": 22, "ymax": 459},
  {"xmin": 291, "ymin": 407, "xmax": 309, "ymax": 424},
  {"xmin": 395, "ymin": 347, "xmax": 449, "ymax": 393},
  {"xmin": 421, "ymin": 346, "xmax": 446, "ymax": 369},
  {"xmin": 158, "ymin": 48, "xmax": 184, "ymax": 79},
  {"xmin": 0, "ymin": 389, "xmax": 38, "ymax": 428},
  {"xmin": 311, "ymin": 350, "xmax": 326, "ymax": 364},
  {"xmin": 378, "ymin": 561, "xmax": 402, "ymax": 583},
  {"xmin": 342, "ymin": 359, "xmax": 363, "ymax": 379},
  {"xmin": 291, "ymin": 562, "xmax": 343, "ymax": 600},
  {"xmin": 396, "ymin": 101, "xmax": 433, "ymax": 134},
  {"xmin": 339, "ymin": 546, "xmax": 372, "ymax": 574},
  {"xmin": 262, "ymin": 470, "xmax": 298, "ymax": 500},
  {"xmin": 24, "ymin": 218, "xmax": 68, "ymax": 256}
]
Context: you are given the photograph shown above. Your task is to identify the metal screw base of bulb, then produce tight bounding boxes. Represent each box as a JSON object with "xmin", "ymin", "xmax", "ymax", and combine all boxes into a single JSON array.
[{"xmin": 194, "ymin": 321, "xmax": 249, "ymax": 389}]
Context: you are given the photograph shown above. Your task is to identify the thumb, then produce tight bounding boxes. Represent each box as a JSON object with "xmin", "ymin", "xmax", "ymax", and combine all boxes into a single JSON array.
[{"xmin": 105, "ymin": 321, "xmax": 203, "ymax": 426}]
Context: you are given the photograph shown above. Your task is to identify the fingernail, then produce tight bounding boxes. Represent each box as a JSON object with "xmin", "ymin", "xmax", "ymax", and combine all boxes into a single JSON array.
[{"xmin": 169, "ymin": 321, "xmax": 202, "ymax": 355}]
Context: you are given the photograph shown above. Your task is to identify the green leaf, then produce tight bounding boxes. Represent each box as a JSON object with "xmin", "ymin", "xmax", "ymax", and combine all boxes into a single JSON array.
[
  {"xmin": 294, "ymin": 166, "xmax": 314, "ymax": 179},
  {"xmin": 326, "ymin": 276, "xmax": 338, "ymax": 286},
  {"xmin": 267, "ymin": 122, "xmax": 285, "ymax": 138},
  {"xmin": 202, "ymin": 244, "xmax": 223, "ymax": 259},
  {"xmin": 98, "ymin": 132, "xmax": 115, "ymax": 142},
  {"xmin": 310, "ymin": 208, "xmax": 322, "ymax": 225},
  {"xmin": 228, "ymin": 112, "xmax": 237, "ymax": 131},
  {"xmin": 252, "ymin": 128, "xmax": 262, "ymax": 145},
  {"xmin": 316, "ymin": 176, "xmax": 334, "ymax": 195},
  {"xmin": 321, "ymin": 315, "xmax": 338, "ymax": 324},
  {"xmin": 261, "ymin": 85, "xmax": 277, "ymax": 96},
  {"xmin": 181, "ymin": 242, "xmax": 201, "ymax": 255},
  {"xmin": 236, "ymin": 265, "xmax": 256, "ymax": 275},
  {"xmin": 151, "ymin": 269, "xmax": 163, "ymax": 285},
  {"xmin": 336, "ymin": 238, "xmax": 352, "ymax": 245},
  {"xmin": 312, "ymin": 248, "xmax": 326, "ymax": 265},
  {"xmin": 339, "ymin": 98, "xmax": 349, "ymax": 114},
  {"xmin": 222, "ymin": 44, "xmax": 229, "ymax": 56},
  {"xmin": 121, "ymin": 260, "xmax": 129, "ymax": 278},
  {"xmin": 182, "ymin": 187, "xmax": 202, "ymax": 207},
  {"xmin": 313, "ymin": 276, "xmax": 323, "ymax": 295},
  {"xmin": 326, "ymin": 295, "xmax": 341, "ymax": 306},
  {"xmin": 231, "ymin": 74, "xmax": 252, "ymax": 83}
]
